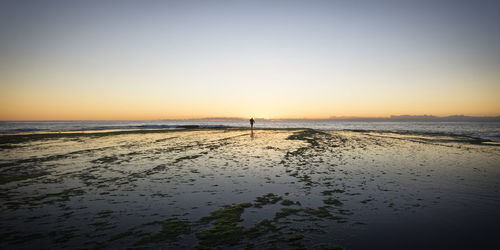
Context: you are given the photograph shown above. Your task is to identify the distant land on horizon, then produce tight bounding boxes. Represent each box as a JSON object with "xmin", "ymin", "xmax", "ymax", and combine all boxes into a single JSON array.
[
  {"xmin": 2, "ymin": 115, "xmax": 500, "ymax": 122},
  {"xmin": 175, "ymin": 115, "xmax": 500, "ymax": 122}
]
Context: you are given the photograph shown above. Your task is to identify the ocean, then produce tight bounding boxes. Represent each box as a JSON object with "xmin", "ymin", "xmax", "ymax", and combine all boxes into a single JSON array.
[{"xmin": 1, "ymin": 120, "xmax": 499, "ymax": 142}]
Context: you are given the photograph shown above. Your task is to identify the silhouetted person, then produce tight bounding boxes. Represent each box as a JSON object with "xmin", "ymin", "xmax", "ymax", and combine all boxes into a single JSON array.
[
  {"xmin": 249, "ymin": 117, "xmax": 255, "ymax": 130},
  {"xmin": 250, "ymin": 117, "xmax": 255, "ymax": 139}
]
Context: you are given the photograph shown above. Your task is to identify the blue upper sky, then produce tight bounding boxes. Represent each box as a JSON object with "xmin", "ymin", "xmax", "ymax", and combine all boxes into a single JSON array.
[{"xmin": 1, "ymin": 0, "xmax": 499, "ymax": 120}]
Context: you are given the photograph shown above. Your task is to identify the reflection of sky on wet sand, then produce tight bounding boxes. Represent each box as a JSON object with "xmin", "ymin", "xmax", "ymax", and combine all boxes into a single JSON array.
[{"xmin": 1, "ymin": 129, "xmax": 499, "ymax": 249}]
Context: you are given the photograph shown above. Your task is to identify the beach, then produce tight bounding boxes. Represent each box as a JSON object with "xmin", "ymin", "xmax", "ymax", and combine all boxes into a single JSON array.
[{"xmin": 1, "ymin": 128, "xmax": 499, "ymax": 249}]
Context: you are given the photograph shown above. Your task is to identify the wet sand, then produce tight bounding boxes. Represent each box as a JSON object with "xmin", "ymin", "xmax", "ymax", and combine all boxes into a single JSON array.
[{"xmin": 1, "ymin": 128, "xmax": 499, "ymax": 249}]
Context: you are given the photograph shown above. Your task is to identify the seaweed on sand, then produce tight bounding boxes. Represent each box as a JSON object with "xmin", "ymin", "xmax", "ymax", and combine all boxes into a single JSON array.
[
  {"xmin": 135, "ymin": 218, "xmax": 191, "ymax": 245},
  {"xmin": 174, "ymin": 154, "xmax": 202, "ymax": 163},
  {"xmin": 321, "ymin": 189, "xmax": 345, "ymax": 195},
  {"xmin": 244, "ymin": 219, "xmax": 277, "ymax": 239},
  {"xmin": 198, "ymin": 203, "xmax": 280, "ymax": 248},
  {"xmin": 274, "ymin": 206, "xmax": 343, "ymax": 221},
  {"xmin": 304, "ymin": 206, "xmax": 339, "ymax": 218},
  {"xmin": 198, "ymin": 203, "xmax": 252, "ymax": 247},
  {"xmin": 0, "ymin": 173, "xmax": 46, "ymax": 185},
  {"xmin": 282, "ymin": 129, "xmax": 333, "ymax": 188},
  {"xmin": 91, "ymin": 156, "xmax": 119, "ymax": 164},
  {"xmin": 286, "ymin": 129, "xmax": 329, "ymax": 147},
  {"xmin": 0, "ymin": 153, "xmax": 73, "ymax": 170},
  {"xmin": 124, "ymin": 202, "xmax": 280, "ymax": 248},
  {"xmin": 24, "ymin": 188, "xmax": 85, "ymax": 204},
  {"xmin": 280, "ymin": 199, "xmax": 297, "ymax": 206},
  {"xmin": 273, "ymin": 208, "xmax": 302, "ymax": 221},
  {"xmin": 0, "ymin": 129, "xmax": 185, "ymax": 145},
  {"xmin": 254, "ymin": 193, "xmax": 282, "ymax": 207},
  {"xmin": 323, "ymin": 198, "xmax": 343, "ymax": 206},
  {"xmin": 96, "ymin": 210, "xmax": 113, "ymax": 219},
  {"xmin": 6, "ymin": 188, "xmax": 86, "ymax": 209},
  {"xmin": 109, "ymin": 196, "xmax": 345, "ymax": 248}
]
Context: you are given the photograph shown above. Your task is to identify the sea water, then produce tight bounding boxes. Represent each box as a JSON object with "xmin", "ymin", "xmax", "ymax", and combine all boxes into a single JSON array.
[{"xmin": 0, "ymin": 120, "xmax": 499, "ymax": 142}]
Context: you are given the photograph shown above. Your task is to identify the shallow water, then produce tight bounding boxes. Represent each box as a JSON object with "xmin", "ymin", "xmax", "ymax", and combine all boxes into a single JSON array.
[
  {"xmin": 0, "ymin": 129, "xmax": 499, "ymax": 249},
  {"xmin": 1, "ymin": 120, "xmax": 499, "ymax": 142}
]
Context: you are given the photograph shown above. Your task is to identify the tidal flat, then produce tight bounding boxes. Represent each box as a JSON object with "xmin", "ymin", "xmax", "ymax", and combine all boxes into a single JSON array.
[{"xmin": 1, "ymin": 128, "xmax": 499, "ymax": 249}]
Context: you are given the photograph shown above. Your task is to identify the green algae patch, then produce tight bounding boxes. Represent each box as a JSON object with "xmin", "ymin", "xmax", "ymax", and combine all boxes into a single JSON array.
[
  {"xmin": 174, "ymin": 154, "xmax": 202, "ymax": 163},
  {"xmin": 254, "ymin": 193, "xmax": 282, "ymax": 207},
  {"xmin": 274, "ymin": 208, "xmax": 302, "ymax": 220},
  {"xmin": 0, "ymin": 173, "xmax": 46, "ymax": 185},
  {"xmin": 284, "ymin": 129, "xmax": 328, "ymax": 159},
  {"xmin": 198, "ymin": 203, "xmax": 252, "ymax": 247},
  {"xmin": 244, "ymin": 219, "xmax": 277, "ymax": 239},
  {"xmin": 0, "ymin": 128, "xmax": 185, "ymax": 146},
  {"xmin": 4, "ymin": 188, "xmax": 86, "ymax": 209},
  {"xmin": 89, "ymin": 221, "xmax": 114, "ymax": 232},
  {"xmin": 274, "ymin": 206, "xmax": 342, "ymax": 221},
  {"xmin": 321, "ymin": 189, "xmax": 345, "ymax": 195},
  {"xmin": 96, "ymin": 210, "xmax": 113, "ymax": 219},
  {"xmin": 91, "ymin": 156, "xmax": 119, "ymax": 164},
  {"xmin": 135, "ymin": 218, "xmax": 191, "ymax": 245},
  {"xmin": 160, "ymin": 219, "xmax": 191, "ymax": 239},
  {"xmin": 197, "ymin": 220, "xmax": 244, "ymax": 246},
  {"xmin": 304, "ymin": 206, "xmax": 335, "ymax": 218},
  {"xmin": 197, "ymin": 203, "xmax": 284, "ymax": 248},
  {"xmin": 286, "ymin": 129, "xmax": 328, "ymax": 147},
  {"xmin": 323, "ymin": 198, "xmax": 343, "ymax": 206},
  {"xmin": 0, "ymin": 151, "xmax": 81, "ymax": 169},
  {"xmin": 33, "ymin": 188, "xmax": 86, "ymax": 203},
  {"xmin": 280, "ymin": 199, "xmax": 296, "ymax": 206}
]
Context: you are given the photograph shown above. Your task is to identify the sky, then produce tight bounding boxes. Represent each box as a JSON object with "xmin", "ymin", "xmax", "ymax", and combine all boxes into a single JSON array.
[{"xmin": 1, "ymin": 0, "xmax": 499, "ymax": 120}]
